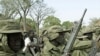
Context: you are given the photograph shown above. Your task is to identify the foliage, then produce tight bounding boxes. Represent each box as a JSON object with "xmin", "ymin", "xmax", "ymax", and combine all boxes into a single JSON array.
[
  {"xmin": 0, "ymin": 0, "xmax": 33, "ymax": 19},
  {"xmin": 43, "ymin": 16, "xmax": 61, "ymax": 28},
  {"xmin": 0, "ymin": 0, "xmax": 54, "ymax": 33},
  {"xmin": 15, "ymin": 18, "xmax": 36, "ymax": 31},
  {"xmin": 88, "ymin": 18, "xmax": 100, "ymax": 36},
  {"xmin": 0, "ymin": 0, "xmax": 36, "ymax": 31},
  {"xmin": 62, "ymin": 21, "xmax": 73, "ymax": 29},
  {"xmin": 89, "ymin": 18, "xmax": 100, "ymax": 28}
]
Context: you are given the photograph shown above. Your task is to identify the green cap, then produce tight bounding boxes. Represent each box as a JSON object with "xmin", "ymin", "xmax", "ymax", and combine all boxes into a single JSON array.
[
  {"xmin": 47, "ymin": 25, "xmax": 70, "ymax": 40},
  {"xmin": 48, "ymin": 25, "xmax": 70, "ymax": 33},
  {"xmin": 82, "ymin": 27, "xmax": 94, "ymax": 35},
  {"xmin": 48, "ymin": 33, "xmax": 59, "ymax": 40},
  {"xmin": 0, "ymin": 21, "xmax": 24, "ymax": 33},
  {"xmin": 77, "ymin": 35, "xmax": 88, "ymax": 39}
]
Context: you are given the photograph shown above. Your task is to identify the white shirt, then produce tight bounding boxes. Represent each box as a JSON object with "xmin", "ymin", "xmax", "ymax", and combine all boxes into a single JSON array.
[
  {"xmin": 23, "ymin": 37, "xmax": 38, "ymax": 52},
  {"xmin": 23, "ymin": 37, "xmax": 31, "ymax": 52}
]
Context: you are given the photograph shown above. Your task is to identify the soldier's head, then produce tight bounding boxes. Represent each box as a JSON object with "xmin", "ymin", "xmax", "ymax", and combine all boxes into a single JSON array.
[
  {"xmin": 0, "ymin": 21, "xmax": 24, "ymax": 53},
  {"xmin": 47, "ymin": 25, "xmax": 69, "ymax": 45},
  {"xmin": 25, "ymin": 30, "xmax": 35, "ymax": 41},
  {"xmin": 27, "ymin": 30, "xmax": 35, "ymax": 38},
  {"xmin": 94, "ymin": 27, "xmax": 100, "ymax": 36},
  {"xmin": 83, "ymin": 32, "xmax": 93, "ymax": 40},
  {"xmin": 82, "ymin": 28, "xmax": 94, "ymax": 40}
]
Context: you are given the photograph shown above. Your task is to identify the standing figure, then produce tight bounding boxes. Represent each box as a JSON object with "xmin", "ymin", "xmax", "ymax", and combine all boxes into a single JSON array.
[{"xmin": 23, "ymin": 30, "xmax": 39, "ymax": 56}]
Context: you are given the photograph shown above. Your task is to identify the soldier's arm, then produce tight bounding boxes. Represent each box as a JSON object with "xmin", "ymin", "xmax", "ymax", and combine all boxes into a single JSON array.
[{"xmin": 72, "ymin": 40, "xmax": 92, "ymax": 50}]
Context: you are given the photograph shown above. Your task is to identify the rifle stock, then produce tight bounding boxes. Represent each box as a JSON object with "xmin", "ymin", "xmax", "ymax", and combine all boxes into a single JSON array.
[{"xmin": 62, "ymin": 9, "xmax": 87, "ymax": 56}]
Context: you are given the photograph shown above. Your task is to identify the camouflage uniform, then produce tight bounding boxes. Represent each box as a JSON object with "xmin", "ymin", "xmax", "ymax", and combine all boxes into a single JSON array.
[
  {"xmin": 72, "ymin": 39, "xmax": 92, "ymax": 56},
  {"xmin": 92, "ymin": 27, "xmax": 100, "ymax": 56},
  {"xmin": 0, "ymin": 21, "xmax": 32, "ymax": 56},
  {"xmin": 71, "ymin": 28, "xmax": 93, "ymax": 56},
  {"xmin": 41, "ymin": 25, "xmax": 68, "ymax": 56}
]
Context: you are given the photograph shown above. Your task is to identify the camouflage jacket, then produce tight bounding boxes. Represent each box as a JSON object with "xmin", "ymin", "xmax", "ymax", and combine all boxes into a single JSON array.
[
  {"xmin": 71, "ymin": 39, "xmax": 92, "ymax": 56},
  {"xmin": 41, "ymin": 37, "xmax": 66, "ymax": 56}
]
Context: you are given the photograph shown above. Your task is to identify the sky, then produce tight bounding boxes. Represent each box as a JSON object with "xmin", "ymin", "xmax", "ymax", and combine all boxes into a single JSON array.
[{"xmin": 44, "ymin": 0, "xmax": 100, "ymax": 25}]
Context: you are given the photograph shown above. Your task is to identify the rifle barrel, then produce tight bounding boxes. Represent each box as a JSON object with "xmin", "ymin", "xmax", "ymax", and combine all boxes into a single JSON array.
[{"xmin": 62, "ymin": 9, "xmax": 87, "ymax": 56}]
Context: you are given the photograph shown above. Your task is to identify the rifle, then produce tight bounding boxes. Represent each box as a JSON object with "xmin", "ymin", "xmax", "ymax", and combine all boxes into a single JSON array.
[{"xmin": 62, "ymin": 9, "xmax": 87, "ymax": 56}]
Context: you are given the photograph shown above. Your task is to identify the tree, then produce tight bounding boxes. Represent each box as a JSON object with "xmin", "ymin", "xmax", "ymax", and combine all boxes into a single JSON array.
[
  {"xmin": 0, "ymin": 0, "xmax": 33, "ymax": 18},
  {"xmin": 87, "ymin": 18, "xmax": 100, "ymax": 33},
  {"xmin": 0, "ymin": 0, "xmax": 55, "ymax": 33},
  {"xmin": 62, "ymin": 21, "xmax": 73, "ymax": 29},
  {"xmin": 89, "ymin": 18, "xmax": 100, "ymax": 28},
  {"xmin": 30, "ymin": 0, "xmax": 55, "ymax": 34},
  {"xmin": 0, "ymin": 0, "xmax": 16, "ymax": 19},
  {"xmin": 43, "ymin": 16, "xmax": 61, "ymax": 28},
  {"xmin": 30, "ymin": 0, "xmax": 55, "ymax": 26},
  {"xmin": 15, "ymin": 18, "xmax": 36, "ymax": 31},
  {"xmin": 0, "ymin": 0, "xmax": 35, "ymax": 31}
]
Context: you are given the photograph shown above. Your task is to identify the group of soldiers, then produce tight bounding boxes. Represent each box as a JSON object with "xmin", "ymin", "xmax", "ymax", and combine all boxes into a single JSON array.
[{"xmin": 0, "ymin": 19, "xmax": 100, "ymax": 56}]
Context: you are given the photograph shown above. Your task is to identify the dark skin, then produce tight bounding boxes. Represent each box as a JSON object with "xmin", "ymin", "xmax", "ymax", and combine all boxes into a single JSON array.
[
  {"xmin": 83, "ymin": 32, "xmax": 93, "ymax": 40},
  {"xmin": 50, "ymin": 32, "xmax": 66, "ymax": 46},
  {"xmin": 29, "ymin": 32, "xmax": 34, "ymax": 41},
  {"xmin": 26, "ymin": 30, "xmax": 41, "ymax": 53},
  {"xmin": 26, "ymin": 30, "xmax": 35, "ymax": 41},
  {"xmin": 26, "ymin": 30, "xmax": 35, "ymax": 47},
  {"xmin": 7, "ymin": 33, "xmax": 24, "ymax": 53}
]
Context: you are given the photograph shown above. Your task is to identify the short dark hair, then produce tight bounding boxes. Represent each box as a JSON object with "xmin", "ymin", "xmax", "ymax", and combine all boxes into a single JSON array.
[{"xmin": 24, "ymin": 30, "xmax": 34, "ymax": 37}]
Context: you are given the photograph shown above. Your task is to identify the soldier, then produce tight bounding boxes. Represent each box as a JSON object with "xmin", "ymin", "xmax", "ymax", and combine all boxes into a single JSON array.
[
  {"xmin": 0, "ymin": 21, "xmax": 32, "ymax": 56},
  {"xmin": 41, "ymin": 25, "xmax": 70, "ymax": 56},
  {"xmin": 91, "ymin": 27, "xmax": 100, "ymax": 56},
  {"xmin": 23, "ymin": 30, "xmax": 40, "ymax": 56},
  {"xmin": 71, "ymin": 28, "xmax": 94, "ymax": 56}
]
